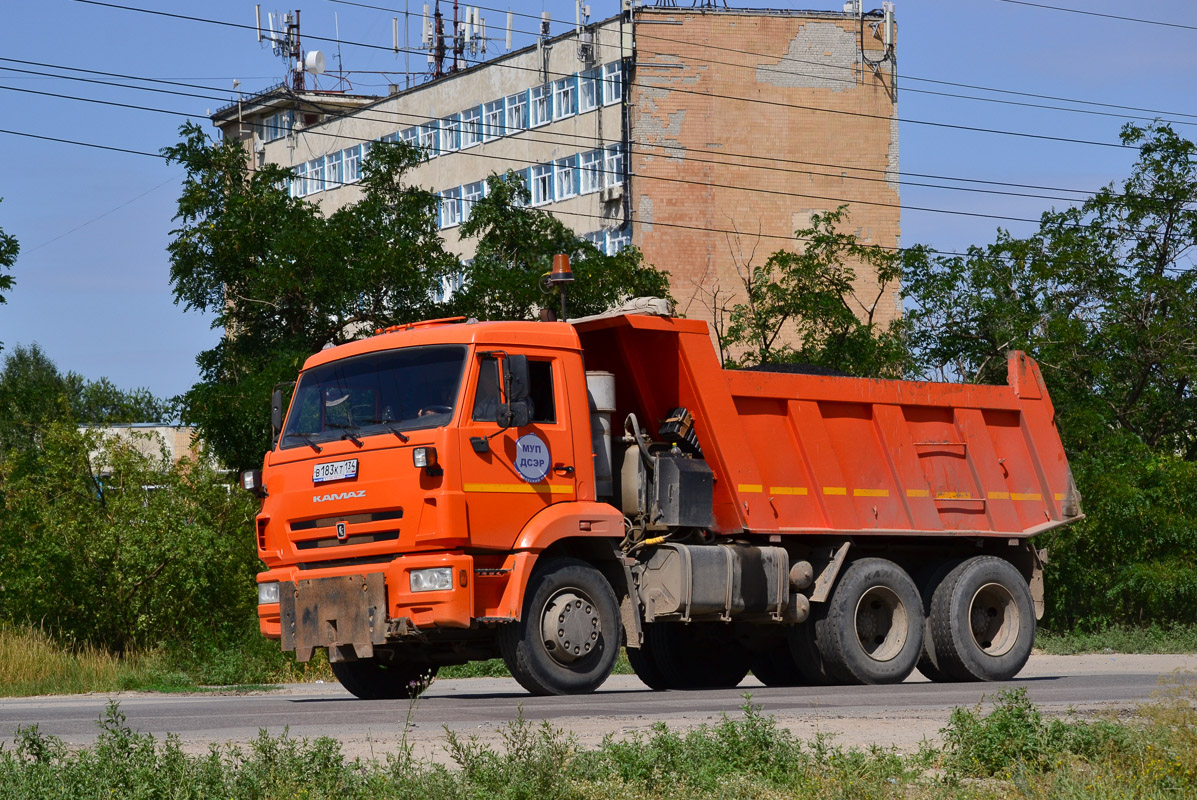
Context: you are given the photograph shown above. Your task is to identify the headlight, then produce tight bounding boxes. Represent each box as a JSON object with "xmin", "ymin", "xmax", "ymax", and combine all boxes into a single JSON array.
[
  {"xmin": 257, "ymin": 582, "xmax": 280, "ymax": 605},
  {"xmin": 410, "ymin": 567, "xmax": 453, "ymax": 593}
]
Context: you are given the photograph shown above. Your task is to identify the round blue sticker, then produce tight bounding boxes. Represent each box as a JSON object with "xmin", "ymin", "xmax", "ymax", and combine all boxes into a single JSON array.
[{"xmin": 514, "ymin": 433, "xmax": 551, "ymax": 483}]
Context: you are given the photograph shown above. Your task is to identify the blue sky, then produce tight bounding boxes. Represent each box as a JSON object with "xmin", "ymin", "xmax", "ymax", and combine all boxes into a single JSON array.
[{"xmin": 0, "ymin": 0, "xmax": 1193, "ymax": 399}]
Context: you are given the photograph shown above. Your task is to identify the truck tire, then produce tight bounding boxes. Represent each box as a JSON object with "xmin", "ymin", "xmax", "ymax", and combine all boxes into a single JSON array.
[
  {"xmin": 641, "ymin": 622, "xmax": 751, "ymax": 690},
  {"xmin": 750, "ymin": 641, "xmax": 808, "ymax": 687},
  {"xmin": 816, "ymin": 558, "xmax": 923, "ymax": 685},
  {"xmin": 330, "ymin": 658, "xmax": 438, "ymax": 700},
  {"xmin": 499, "ymin": 557, "xmax": 621, "ymax": 696},
  {"xmin": 915, "ymin": 559, "xmax": 963, "ymax": 683},
  {"xmin": 626, "ymin": 625, "xmax": 671, "ymax": 691},
  {"xmin": 927, "ymin": 556, "xmax": 1035, "ymax": 682},
  {"xmin": 787, "ymin": 608, "xmax": 833, "ymax": 685}
]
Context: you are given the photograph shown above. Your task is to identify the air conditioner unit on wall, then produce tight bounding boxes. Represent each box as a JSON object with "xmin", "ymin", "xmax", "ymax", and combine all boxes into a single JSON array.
[{"xmin": 600, "ymin": 184, "xmax": 623, "ymax": 203}]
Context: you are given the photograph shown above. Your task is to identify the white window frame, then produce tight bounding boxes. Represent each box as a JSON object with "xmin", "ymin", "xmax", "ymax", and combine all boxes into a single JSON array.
[
  {"xmin": 401, "ymin": 126, "xmax": 419, "ymax": 146},
  {"xmin": 460, "ymin": 106, "xmax": 482, "ymax": 148},
  {"xmin": 579, "ymin": 149, "xmax": 602, "ymax": 194},
  {"xmin": 418, "ymin": 122, "xmax": 437, "ymax": 156},
  {"xmin": 441, "ymin": 116, "xmax": 460, "ymax": 152},
  {"xmin": 604, "ymin": 144, "xmax": 624, "ymax": 188},
  {"xmin": 608, "ymin": 226, "xmax": 631, "ymax": 253},
  {"xmin": 441, "ymin": 188, "xmax": 462, "ymax": 228},
  {"xmin": 505, "ymin": 92, "xmax": 527, "ymax": 134},
  {"xmin": 483, "ymin": 100, "xmax": 504, "ymax": 141},
  {"xmin": 343, "ymin": 144, "xmax": 362, "ymax": 183},
  {"xmin": 323, "ymin": 151, "xmax": 342, "ymax": 189},
  {"xmin": 461, "ymin": 181, "xmax": 485, "ymax": 222},
  {"xmin": 601, "ymin": 61, "xmax": 623, "ymax": 105},
  {"xmin": 554, "ymin": 156, "xmax": 576, "ymax": 200},
  {"xmin": 530, "ymin": 164, "xmax": 553, "ymax": 206},
  {"xmin": 553, "ymin": 77, "xmax": 576, "ymax": 120},
  {"xmin": 530, "ymin": 85, "xmax": 552, "ymax": 128},
  {"xmin": 578, "ymin": 69, "xmax": 598, "ymax": 113}
]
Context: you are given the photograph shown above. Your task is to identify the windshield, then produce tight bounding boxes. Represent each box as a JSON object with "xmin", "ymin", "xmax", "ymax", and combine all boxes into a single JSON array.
[{"xmin": 280, "ymin": 345, "xmax": 467, "ymax": 449}]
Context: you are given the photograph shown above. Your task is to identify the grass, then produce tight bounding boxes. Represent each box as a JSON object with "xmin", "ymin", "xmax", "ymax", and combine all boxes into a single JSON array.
[
  {"xmin": 1, "ymin": 680, "xmax": 1194, "ymax": 799},
  {"xmin": 1035, "ymin": 622, "xmax": 1197, "ymax": 655}
]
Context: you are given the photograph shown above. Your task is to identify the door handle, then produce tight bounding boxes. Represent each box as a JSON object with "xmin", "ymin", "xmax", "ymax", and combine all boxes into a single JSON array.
[{"xmin": 553, "ymin": 463, "xmax": 575, "ymax": 476}]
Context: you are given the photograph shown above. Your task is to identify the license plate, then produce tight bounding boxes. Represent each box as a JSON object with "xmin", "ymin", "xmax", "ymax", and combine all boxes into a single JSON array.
[{"xmin": 313, "ymin": 458, "xmax": 358, "ymax": 484}]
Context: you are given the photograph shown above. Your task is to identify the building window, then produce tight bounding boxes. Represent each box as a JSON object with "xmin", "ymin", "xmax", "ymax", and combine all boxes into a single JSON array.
[
  {"xmin": 324, "ymin": 151, "xmax": 342, "ymax": 189},
  {"xmin": 418, "ymin": 122, "xmax": 437, "ymax": 156},
  {"xmin": 579, "ymin": 149, "xmax": 602, "ymax": 194},
  {"xmin": 343, "ymin": 144, "xmax": 362, "ymax": 183},
  {"xmin": 462, "ymin": 180, "xmax": 484, "ymax": 222},
  {"xmin": 604, "ymin": 144, "xmax": 624, "ymax": 187},
  {"xmin": 579, "ymin": 68, "xmax": 598, "ymax": 112},
  {"xmin": 553, "ymin": 77, "xmax": 576, "ymax": 120},
  {"xmin": 262, "ymin": 110, "xmax": 292, "ymax": 142},
  {"xmin": 608, "ymin": 226, "xmax": 631, "ymax": 253},
  {"xmin": 512, "ymin": 168, "xmax": 530, "ymax": 207},
  {"xmin": 530, "ymin": 164, "xmax": 552, "ymax": 206},
  {"xmin": 401, "ymin": 126, "xmax": 419, "ymax": 146},
  {"xmin": 505, "ymin": 92, "xmax": 527, "ymax": 134},
  {"xmin": 555, "ymin": 156, "xmax": 576, "ymax": 200},
  {"xmin": 441, "ymin": 188, "xmax": 462, "ymax": 228},
  {"xmin": 483, "ymin": 100, "xmax": 504, "ymax": 140},
  {"xmin": 530, "ymin": 85, "xmax": 552, "ymax": 127},
  {"xmin": 460, "ymin": 106, "xmax": 482, "ymax": 148},
  {"xmin": 601, "ymin": 61, "xmax": 622, "ymax": 105},
  {"xmin": 441, "ymin": 116, "xmax": 460, "ymax": 152}
]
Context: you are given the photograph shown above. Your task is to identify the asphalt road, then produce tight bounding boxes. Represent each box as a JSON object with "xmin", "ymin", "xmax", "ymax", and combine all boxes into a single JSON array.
[{"xmin": 2, "ymin": 653, "xmax": 1193, "ymax": 757}]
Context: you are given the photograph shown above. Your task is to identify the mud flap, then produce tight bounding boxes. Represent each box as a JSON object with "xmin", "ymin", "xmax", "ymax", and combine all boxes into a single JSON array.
[{"xmin": 279, "ymin": 574, "xmax": 388, "ymax": 662}]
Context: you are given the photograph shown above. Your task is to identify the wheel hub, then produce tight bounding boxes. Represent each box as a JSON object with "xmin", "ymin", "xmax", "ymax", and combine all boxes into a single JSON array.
[
  {"xmin": 853, "ymin": 585, "xmax": 907, "ymax": 662},
  {"xmin": 968, "ymin": 582, "xmax": 1019, "ymax": 656},
  {"xmin": 541, "ymin": 590, "xmax": 600, "ymax": 665}
]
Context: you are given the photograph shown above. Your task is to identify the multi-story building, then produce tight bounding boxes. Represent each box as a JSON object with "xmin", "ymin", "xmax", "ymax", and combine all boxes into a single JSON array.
[{"xmin": 212, "ymin": 3, "xmax": 899, "ymax": 336}]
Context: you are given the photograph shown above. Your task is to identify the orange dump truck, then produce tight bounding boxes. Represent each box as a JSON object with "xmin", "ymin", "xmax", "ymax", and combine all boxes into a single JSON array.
[{"xmin": 244, "ymin": 302, "xmax": 1082, "ymax": 697}]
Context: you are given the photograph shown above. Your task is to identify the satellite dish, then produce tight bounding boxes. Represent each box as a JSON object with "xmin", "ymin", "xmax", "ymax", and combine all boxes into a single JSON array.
[{"xmin": 305, "ymin": 50, "xmax": 326, "ymax": 75}]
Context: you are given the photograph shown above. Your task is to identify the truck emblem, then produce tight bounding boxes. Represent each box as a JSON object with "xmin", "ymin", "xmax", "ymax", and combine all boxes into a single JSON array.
[
  {"xmin": 336, "ymin": 521, "xmax": 347, "ymax": 540},
  {"xmin": 313, "ymin": 490, "xmax": 366, "ymax": 503},
  {"xmin": 514, "ymin": 433, "xmax": 550, "ymax": 483}
]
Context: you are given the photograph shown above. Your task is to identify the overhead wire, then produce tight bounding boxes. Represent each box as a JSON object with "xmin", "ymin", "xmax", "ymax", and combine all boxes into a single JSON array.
[
  {"xmin": 65, "ymin": 0, "xmax": 1138, "ymax": 152},
  {"xmin": 0, "ymin": 57, "xmax": 1118, "ymax": 206},
  {"xmin": 994, "ymin": 0, "xmax": 1197, "ymax": 31}
]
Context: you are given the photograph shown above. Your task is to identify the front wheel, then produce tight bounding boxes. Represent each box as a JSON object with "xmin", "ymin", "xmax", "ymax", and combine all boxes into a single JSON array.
[
  {"xmin": 499, "ymin": 557, "xmax": 621, "ymax": 695},
  {"xmin": 331, "ymin": 658, "xmax": 438, "ymax": 700}
]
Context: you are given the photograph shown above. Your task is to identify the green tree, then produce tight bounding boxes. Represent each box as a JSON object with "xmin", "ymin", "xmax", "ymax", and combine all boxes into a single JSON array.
[
  {"xmin": 454, "ymin": 171, "xmax": 671, "ymax": 320},
  {"xmin": 905, "ymin": 123, "xmax": 1197, "ymax": 456},
  {"xmin": 0, "ymin": 199, "xmax": 17, "ymax": 351},
  {"xmin": 163, "ymin": 123, "xmax": 456, "ymax": 470},
  {"xmin": 723, "ymin": 206, "xmax": 914, "ymax": 377},
  {"xmin": 0, "ymin": 424, "xmax": 258, "ymax": 653}
]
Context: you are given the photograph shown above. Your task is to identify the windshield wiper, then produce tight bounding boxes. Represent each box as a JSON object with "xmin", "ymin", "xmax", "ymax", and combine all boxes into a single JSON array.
[
  {"xmin": 287, "ymin": 433, "xmax": 323, "ymax": 453},
  {"xmin": 327, "ymin": 422, "xmax": 364, "ymax": 447},
  {"xmin": 365, "ymin": 418, "xmax": 410, "ymax": 442}
]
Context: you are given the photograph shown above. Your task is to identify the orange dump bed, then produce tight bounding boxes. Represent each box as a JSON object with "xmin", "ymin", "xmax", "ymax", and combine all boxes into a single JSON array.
[{"xmin": 574, "ymin": 313, "xmax": 1081, "ymax": 539}]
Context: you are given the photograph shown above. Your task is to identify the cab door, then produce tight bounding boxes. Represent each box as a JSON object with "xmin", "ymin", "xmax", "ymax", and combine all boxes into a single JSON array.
[{"xmin": 458, "ymin": 351, "xmax": 577, "ymax": 550}]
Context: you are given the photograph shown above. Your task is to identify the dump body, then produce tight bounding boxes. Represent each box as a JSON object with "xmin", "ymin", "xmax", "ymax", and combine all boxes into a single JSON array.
[{"xmin": 574, "ymin": 312, "xmax": 1080, "ymax": 538}]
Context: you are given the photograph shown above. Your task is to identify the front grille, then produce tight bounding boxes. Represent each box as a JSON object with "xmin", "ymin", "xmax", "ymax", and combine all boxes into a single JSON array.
[
  {"xmin": 290, "ymin": 509, "xmax": 403, "ymax": 532},
  {"xmin": 298, "ymin": 554, "xmax": 399, "ymax": 570},
  {"xmin": 295, "ymin": 530, "xmax": 400, "ymax": 550}
]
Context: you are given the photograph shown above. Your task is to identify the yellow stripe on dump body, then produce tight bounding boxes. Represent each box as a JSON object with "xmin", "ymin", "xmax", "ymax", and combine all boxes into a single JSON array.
[
  {"xmin": 769, "ymin": 486, "xmax": 808, "ymax": 496},
  {"xmin": 854, "ymin": 488, "xmax": 889, "ymax": 497},
  {"xmin": 738, "ymin": 484, "xmax": 764, "ymax": 493}
]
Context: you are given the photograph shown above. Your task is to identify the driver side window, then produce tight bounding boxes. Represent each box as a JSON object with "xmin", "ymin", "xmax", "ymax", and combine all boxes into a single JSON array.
[{"xmin": 471, "ymin": 357, "xmax": 556, "ymax": 423}]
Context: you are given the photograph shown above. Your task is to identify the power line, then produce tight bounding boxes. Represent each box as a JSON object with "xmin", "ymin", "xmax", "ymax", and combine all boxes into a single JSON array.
[
  {"xmin": 995, "ymin": 0, "xmax": 1197, "ymax": 31},
  {"xmin": 24, "ymin": 173, "xmax": 183, "ymax": 254},
  {"xmin": 0, "ymin": 58, "xmax": 1110, "ymax": 206},
  {"xmin": 329, "ymin": 0, "xmax": 1197, "ymax": 124},
  {"xmin": 66, "ymin": 0, "xmax": 1134, "ymax": 152}
]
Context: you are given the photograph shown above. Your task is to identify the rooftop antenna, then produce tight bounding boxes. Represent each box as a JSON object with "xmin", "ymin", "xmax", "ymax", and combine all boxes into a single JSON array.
[
  {"xmin": 576, "ymin": 0, "xmax": 593, "ymax": 64},
  {"xmin": 505, "ymin": 9, "xmax": 513, "ymax": 51}
]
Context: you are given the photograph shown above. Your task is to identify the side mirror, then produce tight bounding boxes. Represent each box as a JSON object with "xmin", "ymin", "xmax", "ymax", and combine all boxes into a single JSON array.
[
  {"xmin": 498, "ymin": 399, "xmax": 531, "ymax": 429},
  {"xmin": 271, "ymin": 387, "xmax": 284, "ymax": 447},
  {"xmin": 504, "ymin": 355, "xmax": 530, "ymax": 404}
]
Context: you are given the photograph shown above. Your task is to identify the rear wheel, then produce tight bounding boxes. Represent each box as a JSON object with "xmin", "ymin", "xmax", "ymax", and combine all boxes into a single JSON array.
[
  {"xmin": 817, "ymin": 558, "xmax": 923, "ymax": 685},
  {"xmin": 331, "ymin": 658, "xmax": 438, "ymax": 700},
  {"xmin": 634, "ymin": 622, "xmax": 751, "ymax": 690},
  {"xmin": 750, "ymin": 640, "xmax": 808, "ymax": 687},
  {"xmin": 787, "ymin": 605, "xmax": 833, "ymax": 685},
  {"xmin": 499, "ymin": 557, "xmax": 620, "ymax": 696},
  {"xmin": 915, "ymin": 560, "xmax": 963, "ymax": 682},
  {"xmin": 927, "ymin": 556, "xmax": 1035, "ymax": 682}
]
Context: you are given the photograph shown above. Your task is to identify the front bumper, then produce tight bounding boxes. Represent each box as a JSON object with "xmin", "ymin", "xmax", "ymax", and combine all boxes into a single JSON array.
[{"xmin": 257, "ymin": 551, "xmax": 475, "ymax": 655}]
